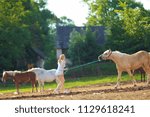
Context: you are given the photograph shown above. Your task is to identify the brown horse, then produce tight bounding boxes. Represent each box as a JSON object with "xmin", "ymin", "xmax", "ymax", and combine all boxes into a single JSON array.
[
  {"xmin": 133, "ymin": 67, "xmax": 146, "ymax": 82},
  {"xmin": 2, "ymin": 71, "xmax": 21, "ymax": 84},
  {"xmin": 98, "ymin": 49, "xmax": 150, "ymax": 88},
  {"xmin": 2, "ymin": 71, "xmax": 38, "ymax": 94}
]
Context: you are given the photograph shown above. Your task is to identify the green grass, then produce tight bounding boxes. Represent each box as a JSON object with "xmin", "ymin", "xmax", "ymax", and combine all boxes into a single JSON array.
[{"xmin": 0, "ymin": 74, "xmax": 141, "ymax": 94}]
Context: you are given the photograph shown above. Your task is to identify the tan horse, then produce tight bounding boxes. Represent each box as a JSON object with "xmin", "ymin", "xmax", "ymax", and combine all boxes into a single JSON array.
[
  {"xmin": 98, "ymin": 49, "xmax": 150, "ymax": 88},
  {"xmin": 2, "ymin": 71, "xmax": 38, "ymax": 94}
]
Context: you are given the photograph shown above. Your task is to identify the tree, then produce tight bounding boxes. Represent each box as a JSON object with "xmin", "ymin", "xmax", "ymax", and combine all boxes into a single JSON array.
[
  {"xmin": 22, "ymin": 0, "xmax": 58, "ymax": 69},
  {"xmin": 0, "ymin": 0, "xmax": 31, "ymax": 70},
  {"xmin": 83, "ymin": 0, "xmax": 148, "ymax": 53},
  {"xmin": 57, "ymin": 16, "xmax": 75, "ymax": 26},
  {"xmin": 0, "ymin": 0, "xmax": 58, "ymax": 71},
  {"xmin": 68, "ymin": 28, "xmax": 102, "ymax": 66},
  {"xmin": 0, "ymin": 0, "xmax": 82, "ymax": 71},
  {"xmin": 115, "ymin": 1, "xmax": 150, "ymax": 52}
]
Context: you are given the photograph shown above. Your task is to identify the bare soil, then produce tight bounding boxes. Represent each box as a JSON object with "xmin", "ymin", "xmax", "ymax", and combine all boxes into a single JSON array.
[{"xmin": 0, "ymin": 82, "xmax": 150, "ymax": 100}]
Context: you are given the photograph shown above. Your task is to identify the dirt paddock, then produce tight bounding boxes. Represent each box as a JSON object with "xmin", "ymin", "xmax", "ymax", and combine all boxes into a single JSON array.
[{"xmin": 0, "ymin": 82, "xmax": 150, "ymax": 100}]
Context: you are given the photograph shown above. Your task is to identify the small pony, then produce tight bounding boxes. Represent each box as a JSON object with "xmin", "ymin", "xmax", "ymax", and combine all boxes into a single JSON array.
[
  {"xmin": 2, "ymin": 70, "xmax": 21, "ymax": 84},
  {"xmin": 98, "ymin": 49, "xmax": 150, "ymax": 88},
  {"xmin": 2, "ymin": 71, "xmax": 37, "ymax": 94}
]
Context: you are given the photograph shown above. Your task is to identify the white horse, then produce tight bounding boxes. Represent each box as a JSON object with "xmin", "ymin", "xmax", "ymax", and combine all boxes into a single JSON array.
[
  {"xmin": 98, "ymin": 49, "xmax": 150, "ymax": 88},
  {"xmin": 28, "ymin": 68, "xmax": 56, "ymax": 92},
  {"xmin": 28, "ymin": 54, "xmax": 67, "ymax": 94},
  {"xmin": 28, "ymin": 54, "xmax": 66, "ymax": 93}
]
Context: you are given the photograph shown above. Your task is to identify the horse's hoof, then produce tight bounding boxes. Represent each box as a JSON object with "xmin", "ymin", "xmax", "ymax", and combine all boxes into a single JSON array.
[
  {"xmin": 38, "ymin": 90, "xmax": 40, "ymax": 93},
  {"xmin": 114, "ymin": 85, "xmax": 118, "ymax": 89},
  {"xmin": 14, "ymin": 92, "xmax": 19, "ymax": 95},
  {"xmin": 146, "ymin": 83, "xmax": 149, "ymax": 87},
  {"xmin": 53, "ymin": 90, "xmax": 59, "ymax": 94},
  {"xmin": 48, "ymin": 88, "xmax": 52, "ymax": 91},
  {"xmin": 54, "ymin": 92, "xmax": 59, "ymax": 94},
  {"xmin": 64, "ymin": 90, "xmax": 70, "ymax": 94},
  {"xmin": 133, "ymin": 84, "xmax": 137, "ymax": 87}
]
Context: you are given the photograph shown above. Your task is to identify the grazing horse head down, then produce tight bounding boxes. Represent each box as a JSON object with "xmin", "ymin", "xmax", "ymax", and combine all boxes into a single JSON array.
[
  {"xmin": 98, "ymin": 49, "xmax": 150, "ymax": 88},
  {"xmin": 2, "ymin": 70, "xmax": 37, "ymax": 94},
  {"xmin": 2, "ymin": 71, "xmax": 18, "ymax": 83}
]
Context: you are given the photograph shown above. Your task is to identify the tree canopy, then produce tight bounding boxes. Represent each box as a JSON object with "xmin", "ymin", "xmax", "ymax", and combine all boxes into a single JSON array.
[
  {"xmin": 0, "ymin": 0, "xmax": 74, "ymax": 71},
  {"xmin": 68, "ymin": 28, "xmax": 103, "ymax": 65},
  {"xmin": 83, "ymin": 0, "xmax": 150, "ymax": 53}
]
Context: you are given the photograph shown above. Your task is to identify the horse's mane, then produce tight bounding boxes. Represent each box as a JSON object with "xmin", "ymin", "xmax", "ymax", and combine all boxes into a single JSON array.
[
  {"xmin": 114, "ymin": 50, "xmax": 121, "ymax": 53},
  {"xmin": 113, "ymin": 50, "xmax": 128, "ymax": 54},
  {"xmin": 113, "ymin": 51, "xmax": 129, "ymax": 56}
]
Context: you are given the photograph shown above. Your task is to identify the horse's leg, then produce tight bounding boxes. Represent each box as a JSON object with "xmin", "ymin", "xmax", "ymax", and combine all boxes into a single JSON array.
[
  {"xmin": 141, "ymin": 71, "xmax": 143, "ymax": 82},
  {"xmin": 38, "ymin": 81, "xmax": 41, "ymax": 92},
  {"xmin": 31, "ymin": 81, "xmax": 34, "ymax": 93},
  {"xmin": 41, "ymin": 82, "xmax": 44, "ymax": 92},
  {"xmin": 142, "ymin": 66, "xmax": 150, "ymax": 85},
  {"xmin": 15, "ymin": 82, "xmax": 19, "ymax": 94},
  {"xmin": 115, "ymin": 70, "xmax": 122, "ymax": 88},
  {"xmin": 35, "ymin": 81, "xmax": 38, "ymax": 92},
  {"xmin": 127, "ymin": 70, "xmax": 137, "ymax": 86},
  {"xmin": 144, "ymin": 73, "xmax": 146, "ymax": 82},
  {"xmin": 147, "ymin": 74, "xmax": 150, "ymax": 85}
]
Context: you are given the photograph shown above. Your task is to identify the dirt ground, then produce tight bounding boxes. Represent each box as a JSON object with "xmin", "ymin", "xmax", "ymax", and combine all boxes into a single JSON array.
[{"xmin": 0, "ymin": 82, "xmax": 150, "ymax": 100}]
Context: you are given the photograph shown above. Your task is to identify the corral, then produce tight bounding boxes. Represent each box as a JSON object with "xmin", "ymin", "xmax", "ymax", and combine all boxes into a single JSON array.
[{"xmin": 0, "ymin": 61, "xmax": 149, "ymax": 100}]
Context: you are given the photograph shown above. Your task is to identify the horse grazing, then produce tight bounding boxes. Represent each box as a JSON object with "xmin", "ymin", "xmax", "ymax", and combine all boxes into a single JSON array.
[
  {"xmin": 2, "ymin": 71, "xmax": 37, "ymax": 94},
  {"xmin": 98, "ymin": 49, "xmax": 150, "ymax": 88},
  {"xmin": 2, "ymin": 71, "xmax": 21, "ymax": 85}
]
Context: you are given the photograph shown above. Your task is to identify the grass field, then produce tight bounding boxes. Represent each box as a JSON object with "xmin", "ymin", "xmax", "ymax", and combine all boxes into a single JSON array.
[{"xmin": 0, "ymin": 74, "xmax": 141, "ymax": 94}]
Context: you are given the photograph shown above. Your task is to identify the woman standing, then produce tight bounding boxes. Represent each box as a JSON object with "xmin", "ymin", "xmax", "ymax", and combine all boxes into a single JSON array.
[{"xmin": 54, "ymin": 54, "xmax": 66, "ymax": 94}]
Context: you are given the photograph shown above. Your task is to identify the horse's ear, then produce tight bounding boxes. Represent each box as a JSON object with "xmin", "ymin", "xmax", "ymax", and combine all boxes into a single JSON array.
[{"xmin": 109, "ymin": 49, "xmax": 111, "ymax": 52}]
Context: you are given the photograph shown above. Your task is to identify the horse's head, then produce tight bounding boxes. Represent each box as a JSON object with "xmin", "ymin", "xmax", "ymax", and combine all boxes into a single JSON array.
[
  {"xmin": 2, "ymin": 71, "xmax": 7, "ymax": 84},
  {"xmin": 98, "ymin": 49, "xmax": 112, "ymax": 60},
  {"xmin": 2, "ymin": 71, "xmax": 14, "ymax": 84}
]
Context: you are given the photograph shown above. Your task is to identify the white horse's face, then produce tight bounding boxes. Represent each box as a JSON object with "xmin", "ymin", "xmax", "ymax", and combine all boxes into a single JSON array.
[{"xmin": 98, "ymin": 49, "xmax": 112, "ymax": 60}]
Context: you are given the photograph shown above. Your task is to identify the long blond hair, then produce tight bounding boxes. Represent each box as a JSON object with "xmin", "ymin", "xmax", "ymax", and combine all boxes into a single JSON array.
[{"xmin": 58, "ymin": 54, "xmax": 65, "ymax": 63}]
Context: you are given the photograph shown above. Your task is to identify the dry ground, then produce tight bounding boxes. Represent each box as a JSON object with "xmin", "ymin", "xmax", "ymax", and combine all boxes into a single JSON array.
[{"xmin": 0, "ymin": 82, "xmax": 150, "ymax": 100}]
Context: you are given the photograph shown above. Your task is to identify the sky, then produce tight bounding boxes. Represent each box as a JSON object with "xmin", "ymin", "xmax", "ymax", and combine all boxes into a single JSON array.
[{"xmin": 46, "ymin": 0, "xmax": 150, "ymax": 26}]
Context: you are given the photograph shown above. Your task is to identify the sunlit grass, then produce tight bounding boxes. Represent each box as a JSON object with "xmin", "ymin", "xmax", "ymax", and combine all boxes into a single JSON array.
[{"xmin": 0, "ymin": 74, "xmax": 141, "ymax": 94}]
